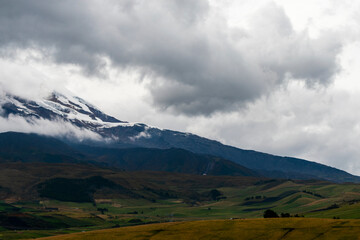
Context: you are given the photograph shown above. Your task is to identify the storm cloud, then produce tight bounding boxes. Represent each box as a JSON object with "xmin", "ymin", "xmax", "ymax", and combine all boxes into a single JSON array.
[{"xmin": 0, "ymin": 0, "xmax": 342, "ymax": 115}]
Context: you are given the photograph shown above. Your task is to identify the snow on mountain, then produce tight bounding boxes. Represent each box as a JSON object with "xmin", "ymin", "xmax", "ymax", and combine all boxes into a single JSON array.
[
  {"xmin": 2, "ymin": 91, "xmax": 125, "ymax": 127},
  {"xmin": 0, "ymin": 90, "xmax": 161, "ymax": 142}
]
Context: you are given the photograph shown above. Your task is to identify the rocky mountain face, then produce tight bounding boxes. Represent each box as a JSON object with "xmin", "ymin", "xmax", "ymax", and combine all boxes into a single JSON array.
[{"xmin": 0, "ymin": 91, "xmax": 359, "ymax": 183}]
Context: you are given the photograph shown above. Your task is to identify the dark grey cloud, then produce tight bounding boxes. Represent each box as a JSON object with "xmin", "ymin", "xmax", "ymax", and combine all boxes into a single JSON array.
[{"xmin": 0, "ymin": 0, "xmax": 342, "ymax": 115}]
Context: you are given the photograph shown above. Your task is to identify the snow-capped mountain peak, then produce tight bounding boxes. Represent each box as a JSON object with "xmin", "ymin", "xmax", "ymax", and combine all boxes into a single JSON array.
[{"xmin": 0, "ymin": 90, "xmax": 146, "ymax": 131}]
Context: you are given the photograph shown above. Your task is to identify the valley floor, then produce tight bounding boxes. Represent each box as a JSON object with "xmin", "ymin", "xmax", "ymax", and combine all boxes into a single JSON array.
[{"xmin": 35, "ymin": 218, "xmax": 360, "ymax": 240}]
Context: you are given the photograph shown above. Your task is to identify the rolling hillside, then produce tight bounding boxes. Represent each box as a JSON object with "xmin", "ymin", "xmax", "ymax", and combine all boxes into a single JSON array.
[{"xmin": 0, "ymin": 161, "xmax": 359, "ymax": 239}]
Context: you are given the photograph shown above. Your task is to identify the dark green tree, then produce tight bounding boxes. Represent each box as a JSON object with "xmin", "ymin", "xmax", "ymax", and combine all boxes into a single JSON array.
[
  {"xmin": 209, "ymin": 189, "xmax": 222, "ymax": 200},
  {"xmin": 263, "ymin": 209, "xmax": 279, "ymax": 218},
  {"xmin": 281, "ymin": 212, "xmax": 290, "ymax": 218}
]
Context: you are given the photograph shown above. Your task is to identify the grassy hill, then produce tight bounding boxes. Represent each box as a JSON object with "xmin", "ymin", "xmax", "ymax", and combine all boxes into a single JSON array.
[
  {"xmin": 36, "ymin": 218, "xmax": 360, "ymax": 240},
  {"xmin": 0, "ymin": 162, "xmax": 259, "ymax": 201},
  {"xmin": 0, "ymin": 162, "xmax": 359, "ymax": 239}
]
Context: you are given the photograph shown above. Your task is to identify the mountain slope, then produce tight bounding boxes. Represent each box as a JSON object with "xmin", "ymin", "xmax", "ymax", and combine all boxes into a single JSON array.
[
  {"xmin": 0, "ymin": 132, "xmax": 258, "ymax": 177},
  {"xmin": 74, "ymin": 144, "xmax": 257, "ymax": 176},
  {"xmin": 100, "ymin": 127, "xmax": 360, "ymax": 182},
  {"xmin": 0, "ymin": 92, "xmax": 359, "ymax": 182},
  {"xmin": 0, "ymin": 132, "xmax": 84, "ymax": 163}
]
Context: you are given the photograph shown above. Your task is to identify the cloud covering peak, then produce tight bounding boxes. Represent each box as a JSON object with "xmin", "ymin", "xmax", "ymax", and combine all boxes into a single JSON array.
[{"xmin": 0, "ymin": 0, "xmax": 342, "ymax": 115}]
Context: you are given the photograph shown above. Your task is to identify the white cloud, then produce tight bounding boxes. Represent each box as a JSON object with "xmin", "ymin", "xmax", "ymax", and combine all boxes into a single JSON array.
[
  {"xmin": 184, "ymin": 80, "xmax": 360, "ymax": 175},
  {"xmin": 0, "ymin": 49, "xmax": 72, "ymax": 100},
  {"xmin": 0, "ymin": 0, "xmax": 343, "ymax": 115},
  {"xmin": 0, "ymin": 114, "xmax": 102, "ymax": 142}
]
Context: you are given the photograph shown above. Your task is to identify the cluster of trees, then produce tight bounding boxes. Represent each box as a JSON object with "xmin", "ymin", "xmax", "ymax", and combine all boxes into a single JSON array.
[
  {"xmin": 97, "ymin": 208, "xmax": 108, "ymax": 214},
  {"xmin": 184, "ymin": 189, "xmax": 226, "ymax": 205},
  {"xmin": 207, "ymin": 189, "xmax": 226, "ymax": 201},
  {"xmin": 245, "ymin": 196, "xmax": 266, "ymax": 201},
  {"xmin": 263, "ymin": 210, "xmax": 304, "ymax": 218},
  {"xmin": 302, "ymin": 190, "xmax": 323, "ymax": 198}
]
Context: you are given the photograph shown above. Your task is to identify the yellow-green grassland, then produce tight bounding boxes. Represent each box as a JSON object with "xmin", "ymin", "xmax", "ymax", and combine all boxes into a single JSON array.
[{"xmin": 37, "ymin": 218, "xmax": 360, "ymax": 240}]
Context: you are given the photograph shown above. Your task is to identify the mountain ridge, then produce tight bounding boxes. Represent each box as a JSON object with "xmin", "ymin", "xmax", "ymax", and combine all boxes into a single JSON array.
[{"xmin": 0, "ymin": 91, "xmax": 359, "ymax": 183}]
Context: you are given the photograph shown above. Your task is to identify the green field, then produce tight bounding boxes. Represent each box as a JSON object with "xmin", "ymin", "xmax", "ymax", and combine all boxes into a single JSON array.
[{"xmin": 0, "ymin": 178, "xmax": 360, "ymax": 239}]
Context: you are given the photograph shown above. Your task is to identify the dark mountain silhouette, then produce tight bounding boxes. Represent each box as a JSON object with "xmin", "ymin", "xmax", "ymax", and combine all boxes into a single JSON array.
[{"xmin": 0, "ymin": 132, "xmax": 258, "ymax": 177}]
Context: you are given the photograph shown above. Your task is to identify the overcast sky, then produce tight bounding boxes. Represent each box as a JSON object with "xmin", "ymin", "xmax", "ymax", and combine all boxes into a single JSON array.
[{"xmin": 1, "ymin": 0, "xmax": 360, "ymax": 174}]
